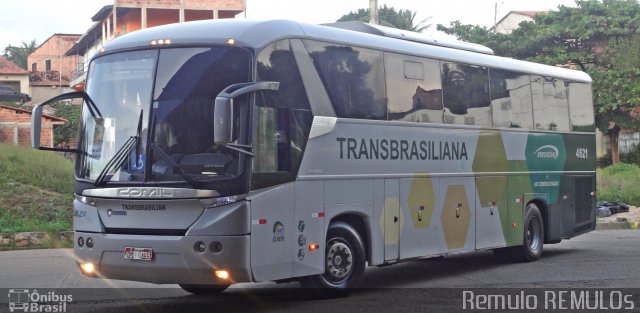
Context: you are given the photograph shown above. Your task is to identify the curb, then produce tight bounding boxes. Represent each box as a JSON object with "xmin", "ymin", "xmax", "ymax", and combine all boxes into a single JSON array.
[
  {"xmin": 0, "ymin": 231, "xmax": 73, "ymax": 249},
  {"xmin": 596, "ymin": 222, "xmax": 630, "ymax": 230},
  {"xmin": 596, "ymin": 218, "xmax": 640, "ymax": 230}
]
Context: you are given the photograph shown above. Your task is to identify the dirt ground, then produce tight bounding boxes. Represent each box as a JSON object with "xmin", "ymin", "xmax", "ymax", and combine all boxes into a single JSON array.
[{"xmin": 597, "ymin": 205, "xmax": 640, "ymax": 224}]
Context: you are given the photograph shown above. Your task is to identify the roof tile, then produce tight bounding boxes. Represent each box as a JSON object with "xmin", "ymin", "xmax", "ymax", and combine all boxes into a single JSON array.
[{"xmin": 0, "ymin": 56, "xmax": 29, "ymax": 75}]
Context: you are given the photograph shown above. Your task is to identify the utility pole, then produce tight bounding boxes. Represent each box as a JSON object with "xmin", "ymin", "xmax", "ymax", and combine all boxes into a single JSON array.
[
  {"xmin": 369, "ymin": 0, "xmax": 379, "ymax": 25},
  {"xmin": 493, "ymin": 2, "xmax": 498, "ymax": 31}
]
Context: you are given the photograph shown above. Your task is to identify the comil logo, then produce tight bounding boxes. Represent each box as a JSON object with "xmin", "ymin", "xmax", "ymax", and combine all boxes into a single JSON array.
[{"xmin": 533, "ymin": 145, "xmax": 559, "ymax": 160}]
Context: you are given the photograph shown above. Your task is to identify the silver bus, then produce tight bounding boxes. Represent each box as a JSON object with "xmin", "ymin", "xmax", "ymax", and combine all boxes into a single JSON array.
[{"xmin": 32, "ymin": 19, "xmax": 596, "ymax": 297}]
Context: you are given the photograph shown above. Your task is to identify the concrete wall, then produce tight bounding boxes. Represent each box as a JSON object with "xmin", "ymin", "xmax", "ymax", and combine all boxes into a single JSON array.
[{"xmin": 29, "ymin": 85, "xmax": 70, "ymax": 105}]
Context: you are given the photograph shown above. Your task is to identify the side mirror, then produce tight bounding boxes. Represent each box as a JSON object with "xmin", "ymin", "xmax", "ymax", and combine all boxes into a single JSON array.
[
  {"xmin": 31, "ymin": 91, "xmax": 100, "ymax": 152},
  {"xmin": 213, "ymin": 81, "xmax": 279, "ymax": 144}
]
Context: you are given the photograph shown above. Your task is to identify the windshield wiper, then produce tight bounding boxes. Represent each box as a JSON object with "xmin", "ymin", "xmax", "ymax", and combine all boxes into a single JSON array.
[
  {"xmin": 149, "ymin": 143, "xmax": 199, "ymax": 188},
  {"xmin": 94, "ymin": 110, "xmax": 143, "ymax": 186},
  {"xmin": 94, "ymin": 136, "xmax": 137, "ymax": 186},
  {"xmin": 216, "ymin": 143, "xmax": 254, "ymax": 157}
]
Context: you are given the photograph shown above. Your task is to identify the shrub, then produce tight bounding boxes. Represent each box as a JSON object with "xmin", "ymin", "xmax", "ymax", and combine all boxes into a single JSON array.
[{"xmin": 597, "ymin": 163, "xmax": 640, "ymax": 206}]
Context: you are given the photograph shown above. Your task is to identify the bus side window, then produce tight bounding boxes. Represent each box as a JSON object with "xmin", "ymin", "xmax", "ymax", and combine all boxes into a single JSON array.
[
  {"xmin": 490, "ymin": 69, "xmax": 533, "ymax": 129},
  {"xmin": 567, "ymin": 82, "xmax": 595, "ymax": 132},
  {"xmin": 441, "ymin": 62, "xmax": 491, "ymax": 126},
  {"xmin": 304, "ymin": 40, "xmax": 387, "ymax": 120},
  {"xmin": 531, "ymin": 75, "xmax": 570, "ymax": 131},
  {"xmin": 385, "ymin": 53, "xmax": 443, "ymax": 123}
]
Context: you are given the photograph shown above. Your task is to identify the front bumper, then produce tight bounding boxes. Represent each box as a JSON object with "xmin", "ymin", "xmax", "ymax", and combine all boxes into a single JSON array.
[{"xmin": 75, "ymin": 232, "xmax": 251, "ymax": 285}]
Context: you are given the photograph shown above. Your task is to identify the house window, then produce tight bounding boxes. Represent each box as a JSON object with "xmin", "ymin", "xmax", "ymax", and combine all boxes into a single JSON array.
[
  {"xmin": 32, "ymin": 63, "xmax": 37, "ymax": 72},
  {"xmin": 45, "ymin": 59, "xmax": 51, "ymax": 72}
]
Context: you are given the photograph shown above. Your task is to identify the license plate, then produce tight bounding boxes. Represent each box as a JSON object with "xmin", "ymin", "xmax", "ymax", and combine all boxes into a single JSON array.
[{"xmin": 124, "ymin": 247, "xmax": 153, "ymax": 261}]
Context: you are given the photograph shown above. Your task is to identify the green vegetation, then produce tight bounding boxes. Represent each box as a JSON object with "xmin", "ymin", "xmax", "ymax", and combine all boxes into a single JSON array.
[
  {"xmin": 597, "ymin": 163, "xmax": 640, "ymax": 206},
  {"xmin": 437, "ymin": 0, "xmax": 640, "ymax": 133},
  {"xmin": 2, "ymin": 39, "xmax": 37, "ymax": 70},
  {"xmin": 51, "ymin": 103, "xmax": 81, "ymax": 146},
  {"xmin": 338, "ymin": 5, "xmax": 431, "ymax": 32},
  {"xmin": 597, "ymin": 144, "xmax": 640, "ymax": 167},
  {"xmin": 0, "ymin": 143, "xmax": 74, "ymax": 233}
]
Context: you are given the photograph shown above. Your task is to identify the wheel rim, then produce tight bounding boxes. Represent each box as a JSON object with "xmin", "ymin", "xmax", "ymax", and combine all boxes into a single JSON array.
[
  {"xmin": 526, "ymin": 215, "xmax": 541, "ymax": 251},
  {"xmin": 323, "ymin": 239, "xmax": 353, "ymax": 284}
]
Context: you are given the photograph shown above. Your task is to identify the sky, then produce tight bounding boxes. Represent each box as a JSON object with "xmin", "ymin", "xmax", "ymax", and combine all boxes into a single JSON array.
[{"xmin": 0, "ymin": 0, "xmax": 577, "ymax": 50}]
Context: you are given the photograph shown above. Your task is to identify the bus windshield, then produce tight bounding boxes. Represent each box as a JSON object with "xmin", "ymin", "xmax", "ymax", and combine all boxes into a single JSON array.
[{"xmin": 76, "ymin": 47, "xmax": 252, "ymax": 185}]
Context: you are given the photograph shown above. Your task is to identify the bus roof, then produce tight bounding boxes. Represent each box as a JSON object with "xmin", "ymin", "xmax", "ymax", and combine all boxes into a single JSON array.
[{"xmin": 103, "ymin": 19, "xmax": 591, "ymax": 83}]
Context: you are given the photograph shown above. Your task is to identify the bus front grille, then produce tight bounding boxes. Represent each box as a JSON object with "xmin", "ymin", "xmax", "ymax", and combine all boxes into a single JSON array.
[{"xmin": 104, "ymin": 228, "xmax": 187, "ymax": 236}]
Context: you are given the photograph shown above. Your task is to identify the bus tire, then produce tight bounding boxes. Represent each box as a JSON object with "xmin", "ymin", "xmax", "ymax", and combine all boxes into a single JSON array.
[
  {"xmin": 179, "ymin": 284, "xmax": 229, "ymax": 295},
  {"xmin": 300, "ymin": 221, "xmax": 366, "ymax": 298},
  {"xmin": 494, "ymin": 203, "xmax": 544, "ymax": 262}
]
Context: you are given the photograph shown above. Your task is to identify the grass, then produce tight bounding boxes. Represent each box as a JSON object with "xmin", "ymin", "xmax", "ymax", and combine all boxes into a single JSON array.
[
  {"xmin": 597, "ymin": 163, "xmax": 640, "ymax": 206},
  {"xmin": 0, "ymin": 143, "xmax": 74, "ymax": 233},
  {"xmin": 0, "ymin": 143, "xmax": 74, "ymax": 193}
]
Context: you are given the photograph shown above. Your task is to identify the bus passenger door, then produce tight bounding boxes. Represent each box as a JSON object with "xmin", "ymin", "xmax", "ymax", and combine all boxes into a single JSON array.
[{"xmin": 384, "ymin": 179, "xmax": 400, "ymax": 261}]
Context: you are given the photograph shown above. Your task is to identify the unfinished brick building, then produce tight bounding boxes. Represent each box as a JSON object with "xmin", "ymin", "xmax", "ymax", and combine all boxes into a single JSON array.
[
  {"xmin": 67, "ymin": 0, "xmax": 246, "ymax": 90},
  {"xmin": 0, "ymin": 105, "xmax": 66, "ymax": 147}
]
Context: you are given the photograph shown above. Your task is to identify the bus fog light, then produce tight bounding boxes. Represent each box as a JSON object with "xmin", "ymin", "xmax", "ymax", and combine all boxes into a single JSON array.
[
  {"xmin": 215, "ymin": 270, "xmax": 230, "ymax": 280},
  {"xmin": 211, "ymin": 241, "xmax": 223, "ymax": 253},
  {"xmin": 194, "ymin": 241, "xmax": 206, "ymax": 252},
  {"xmin": 77, "ymin": 237, "xmax": 85, "ymax": 247},
  {"xmin": 86, "ymin": 237, "xmax": 94, "ymax": 248},
  {"xmin": 80, "ymin": 262, "xmax": 95, "ymax": 274}
]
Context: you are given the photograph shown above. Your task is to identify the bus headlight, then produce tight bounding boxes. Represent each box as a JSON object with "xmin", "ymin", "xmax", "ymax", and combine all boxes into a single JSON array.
[{"xmin": 200, "ymin": 196, "xmax": 241, "ymax": 209}]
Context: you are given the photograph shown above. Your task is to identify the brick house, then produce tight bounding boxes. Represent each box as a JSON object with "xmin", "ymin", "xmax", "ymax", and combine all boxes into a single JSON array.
[
  {"xmin": 28, "ymin": 34, "xmax": 81, "ymax": 80},
  {"xmin": 0, "ymin": 56, "xmax": 30, "ymax": 95},
  {"xmin": 67, "ymin": 0, "xmax": 246, "ymax": 90},
  {"xmin": 27, "ymin": 34, "xmax": 81, "ymax": 104},
  {"xmin": 0, "ymin": 105, "xmax": 66, "ymax": 147}
]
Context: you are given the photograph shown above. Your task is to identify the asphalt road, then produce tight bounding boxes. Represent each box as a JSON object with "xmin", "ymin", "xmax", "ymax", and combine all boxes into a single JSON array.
[{"xmin": 1, "ymin": 229, "xmax": 639, "ymax": 313}]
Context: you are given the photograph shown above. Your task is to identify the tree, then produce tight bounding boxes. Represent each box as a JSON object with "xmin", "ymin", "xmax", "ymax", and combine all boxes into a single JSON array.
[
  {"xmin": 2, "ymin": 40, "xmax": 37, "ymax": 70},
  {"xmin": 338, "ymin": 5, "xmax": 431, "ymax": 32},
  {"xmin": 437, "ymin": 0, "xmax": 640, "ymax": 164},
  {"xmin": 51, "ymin": 103, "xmax": 81, "ymax": 147}
]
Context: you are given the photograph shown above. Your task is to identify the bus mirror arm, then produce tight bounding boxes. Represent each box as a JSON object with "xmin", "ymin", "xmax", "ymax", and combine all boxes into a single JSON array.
[
  {"xmin": 213, "ymin": 81, "xmax": 279, "ymax": 144},
  {"xmin": 31, "ymin": 91, "xmax": 89, "ymax": 153}
]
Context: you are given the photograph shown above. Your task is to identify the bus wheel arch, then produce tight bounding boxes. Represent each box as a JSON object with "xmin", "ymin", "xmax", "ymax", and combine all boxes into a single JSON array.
[
  {"xmin": 330, "ymin": 213, "xmax": 370, "ymax": 264},
  {"xmin": 522, "ymin": 201, "xmax": 545, "ymax": 261},
  {"xmin": 300, "ymin": 216, "xmax": 368, "ymax": 297},
  {"xmin": 494, "ymin": 201, "xmax": 545, "ymax": 262},
  {"xmin": 528, "ymin": 198, "xmax": 551, "ymax": 243}
]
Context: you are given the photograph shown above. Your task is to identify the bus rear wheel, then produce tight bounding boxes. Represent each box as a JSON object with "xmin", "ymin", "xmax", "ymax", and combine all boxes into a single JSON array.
[
  {"xmin": 179, "ymin": 284, "xmax": 229, "ymax": 295},
  {"xmin": 494, "ymin": 203, "xmax": 544, "ymax": 262},
  {"xmin": 300, "ymin": 221, "xmax": 366, "ymax": 298}
]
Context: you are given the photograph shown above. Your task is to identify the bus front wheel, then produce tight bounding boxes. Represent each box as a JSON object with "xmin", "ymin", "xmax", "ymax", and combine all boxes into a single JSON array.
[{"xmin": 300, "ymin": 221, "xmax": 366, "ymax": 298}]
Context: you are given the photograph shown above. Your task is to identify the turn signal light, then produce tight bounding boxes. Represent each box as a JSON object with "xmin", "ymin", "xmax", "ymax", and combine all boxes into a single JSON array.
[{"xmin": 309, "ymin": 243, "xmax": 319, "ymax": 251}]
